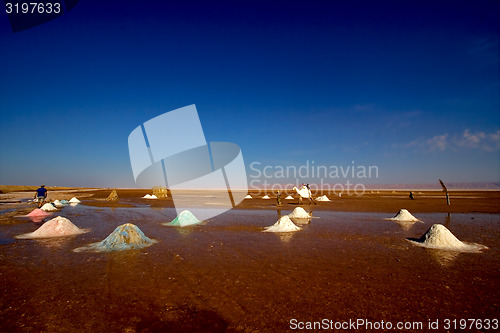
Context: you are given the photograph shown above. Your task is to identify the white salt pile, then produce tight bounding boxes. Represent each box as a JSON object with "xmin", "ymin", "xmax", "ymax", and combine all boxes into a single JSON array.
[
  {"xmin": 262, "ymin": 195, "xmax": 270, "ymax": 199},
  {"xmin": 316, "ymin": 195, "xmax": 330, "ymax": 201},
  {"xmin": 386, "ymin": 209, "xmax": 420, "ymax": 222},
  {"xmin": 263, "ymin": 216, "xmax": 301, "ymax": 233},
  {"xmin": 53, "ymin": 200, "xmax": 65, "ymax": 208},
  {"xmin": 165, "ymin": 210, "xmax": 201, "ymax": 227},
  {"xmin": 41, "ymin": 203, "xmax": 58, "ymax": 212},
  {"xmin": 69, "ymin": 197, "xmax": 81, "ymax": 203},
  {"xmin": 408, "ymin": 224, "xmax": 488, "ymax": 252},
  {"xmin": 74, "ymin": 223, "xmax": 156, "ymax": 252},
  {"xmin": 285, "ymin": 195, "xmax": 294, "ymax": 200},
  {"xmin": 26, "ymin": 208, "xmax": 51, "ymax": 217},
  {"xmin": 244, "ymin": 195, "xmax": 252, "ymax": 199},
  {"xmin": 149, "ymin": 194, "xmax": 158, "ymax": 199},
  {"xmin": 16, "ymin": 216, "xmax": 88, "ymax": 239},
  {"xmin": 142, "ymin": 194, "xmax": 152, "ymax": 198},
  {"xmin": 288, "ymin": 207, "xmax": 311, "ymax": 219}
]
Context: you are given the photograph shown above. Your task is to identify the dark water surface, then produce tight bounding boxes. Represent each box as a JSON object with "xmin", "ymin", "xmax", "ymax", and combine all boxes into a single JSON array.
[{"xmin": 1, "ymin": 205, "xmax": 499, "ymax": 332}]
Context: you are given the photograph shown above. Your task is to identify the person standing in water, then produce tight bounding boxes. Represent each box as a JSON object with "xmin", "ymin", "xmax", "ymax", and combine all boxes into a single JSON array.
[{"xmin": 34, "ymin": 185, "xmax": 47, "ymax": 208}]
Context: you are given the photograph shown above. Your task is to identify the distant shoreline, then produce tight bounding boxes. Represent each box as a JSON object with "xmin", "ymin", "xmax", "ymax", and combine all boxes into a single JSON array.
[{"xmin": 1, "ymin": 184, "xmax": 499, "ymax": 193}]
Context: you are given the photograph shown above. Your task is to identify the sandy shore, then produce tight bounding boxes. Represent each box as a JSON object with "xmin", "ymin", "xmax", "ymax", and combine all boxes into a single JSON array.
[{"xmin": 0, "ymin": 187, "xmax": 499, "ymax": 331}]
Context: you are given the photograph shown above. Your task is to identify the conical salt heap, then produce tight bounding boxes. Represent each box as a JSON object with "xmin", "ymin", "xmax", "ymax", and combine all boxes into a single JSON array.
[
  {"xmin": 142, "ymin": 194, "xmax": 152, "ymax": 199},
  {"xmin": 288, "ymin": 207, "xmax": 311, "ymax": 219},
  {"xmin": 386, "ymin": 209, "xmax": 420, "ymax": 222},
  {"xmin": 41, "ymin": 203, "xmax": 58, "ymax": 212},
  {"xmin": 74, "ymin": 223, "xmax": 156, "ymax": 252},
  {"xmin": 69, "ymin": 197, "xmax": 81, "ymax": 203},
  {"xmin": 263, "ymin": 216, "xmax": 301, "ymax": 233},
  {"xmin": 148, "ymin": 194, "xmax": 158, "ymax": 199},
  {"xmin": 106, "ymin": 189, "xmax": 119, "ymax": 201},
  {"xmin": 26, "ymin": 208, "xmax": 51, "ymax": 217},
  {"xmin": 262, "ymin": 195, "xmax": 270, "ymax": 199},
  {"xmin": 53, "ymin": 200, "xmax": 65, "ymax": 208},
  {"xmin": 16, "ymin": 216, "xmax": 87, "ymax": 239},
  {"xmin": 165, "ymin": 210, "xmax": 201, "ymax": 227},
  {"xmin": 244, "ymin": 195, "xmax": 252, "ymax": 199},
  {"xmin": 285, "ymin": 195, "xmax": 294, "ymax": 199},
  {"xmin": 316, "ymin": 195, "xmax": 330, "ymax": 202},
  {"xmin": 408, "ymin": 224, "xmax": 488, "ymax": 252}
]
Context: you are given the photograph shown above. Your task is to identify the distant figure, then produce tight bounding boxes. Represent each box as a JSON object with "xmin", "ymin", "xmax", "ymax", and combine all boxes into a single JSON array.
[
  {"xmin": 34, "ymin": 185, "xmax": 47, "ymax": 208},
  {"xmin": 409, "ymin": 191, "xmax": 414, "ymax": 200},
  {"xmin": 276, "ymin": 191, "xmax": 282, "ymax": 207}
]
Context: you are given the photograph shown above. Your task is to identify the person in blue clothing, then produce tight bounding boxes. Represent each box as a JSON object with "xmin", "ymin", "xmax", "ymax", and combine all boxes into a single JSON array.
[{"xmin": 34, "ymin": 185, "xmax": 47, "ymax": 208}]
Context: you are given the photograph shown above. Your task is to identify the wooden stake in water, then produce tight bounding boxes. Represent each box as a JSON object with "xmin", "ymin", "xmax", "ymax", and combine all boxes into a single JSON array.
[{"xmin": 439, "ymin": 179, "xmax": 450, "ymax": 205}]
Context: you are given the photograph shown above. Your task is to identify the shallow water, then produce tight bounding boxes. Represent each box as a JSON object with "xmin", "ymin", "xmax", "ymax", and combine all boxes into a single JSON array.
[{"xmin": 0, "ymin": 205, "xmax": 499, "ymax": 331}]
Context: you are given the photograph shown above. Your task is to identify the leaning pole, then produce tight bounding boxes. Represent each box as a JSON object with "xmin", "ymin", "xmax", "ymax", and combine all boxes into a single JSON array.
[{"xmin": 439, "ymin": 179, "xmax": 450, "ymax": 205}]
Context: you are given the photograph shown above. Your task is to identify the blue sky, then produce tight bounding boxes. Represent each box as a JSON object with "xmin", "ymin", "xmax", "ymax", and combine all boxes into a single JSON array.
[{"xmin": 0, "ymin": 0, "xmax": 498, "ymax": 187}]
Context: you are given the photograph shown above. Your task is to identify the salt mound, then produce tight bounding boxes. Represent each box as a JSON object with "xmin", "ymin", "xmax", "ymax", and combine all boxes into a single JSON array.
[
  {"xmin": 386, "ymin": 209, "xmax": 420, "ymax": 222},
  {"xmin": 408, "ymin": 224, "xmax": 488, "ymax": 252},
  {"xmin": 166, "ymin": 210, "xmax": 201, "ymax": 227},
  {"xmin": 285, "ymin": 195, "xmax": 294, "ymax": 199},
  {"xmin": 106, "ymin": 189, "xmax": 119, "ymax": 201},
  {"xmin": 148, "ymin": 194, "xmax": 158, "ymax": 199},
  {"xmin": 262, "ymin": 195, "xmax": 270, "ymax": 199},
  {"xmin": 26, "ymin": 208, "xmax": 51, "ymax": 217},
  {"xmin": 41, "ymin": 203, "xmax": 58, "ymax": 212},
  {"xmin": 16, "ymin": 216, "xmax": 87, "ymax": 239},
  {"xmin": 74, "ymin": 223, "xmax": 156, "ymax": 252},
  {"xmin": 244, "ymin": 195, "xmax": 252, "ymax": 199},
  {"xmin": 263, "ymin": 216, "xmax": 301, "ymax": 233},
  {"xmin": 142, "ymin": 194, "xmax": 152, "ymax": 198},
  {"xmin": 288, "ymin": 207, "xmax": 311, "ymax": 219},
  {"xmin": 69, "ymin": 197, "xmax": 81, "ymax": 203},
  {"xmin": 316, "ymin": 195, "xmax": 330, "ymax": 201},
  {"xmin": 53, "ymin": 200, "xmax": 65, "ymax": 208}
]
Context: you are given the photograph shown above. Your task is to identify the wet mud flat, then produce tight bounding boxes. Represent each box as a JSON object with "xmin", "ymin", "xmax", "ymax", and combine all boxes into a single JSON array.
[{"xmin": 0, "ymin": 205, "xmax": 499, "ymax": 332}]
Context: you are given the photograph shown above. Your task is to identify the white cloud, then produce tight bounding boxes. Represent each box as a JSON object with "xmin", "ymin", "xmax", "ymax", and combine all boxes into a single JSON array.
[
  {"xmin": 395, "ymin": 129, "xmax": 500, "ymax": 152},
  {"xmin": 427, "ymin": 134, "xmax": 448, "ymax": 151},
  {"xmin": 457, "ymin": 129, "xmax": 486, "ymax": 148},
  {"xmin": 457, "ymin": 129, "xmax": 500, "ymax": 151}
]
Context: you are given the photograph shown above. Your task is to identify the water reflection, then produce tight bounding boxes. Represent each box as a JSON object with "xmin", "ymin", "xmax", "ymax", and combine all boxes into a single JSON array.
[
  {"xmin": 175, "ymin": 227, "xmax": 195, "ymax": 237},
  {"xmin": 34, "ymin": 235, "xmax": 76, "ymax": 249},
  {"xmin": 426, "ymin": 248, "xmax": 461, "ymax": 267},
  {"xmin": 274, "ymin": 232, "xmax": 295, "ymax": 243},
  {"xmin": 394, "ymin": 220, "xmax": 418, "ymax": 231},
  {"xmin": 445, "ymin": 213, "xmax": 451, "ymax": 227}
]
